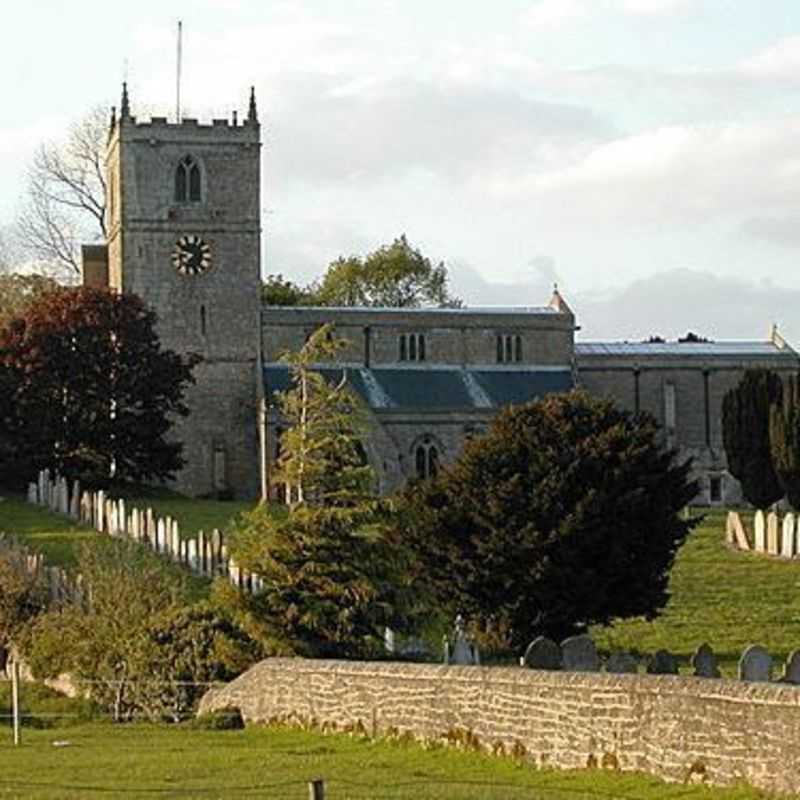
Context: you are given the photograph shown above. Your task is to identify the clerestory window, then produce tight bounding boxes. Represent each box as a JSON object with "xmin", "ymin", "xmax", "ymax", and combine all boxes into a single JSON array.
[
  {"xmin": 175, "ymin": 155, "xmax": 202, "ymax": 203},
  {"xmin": 496, "ymin": 334, "xmax": 522, "ymax": 363},
  {"xmin": 399, "ymin": 333, "xmax": 426, "ymax": 362}
]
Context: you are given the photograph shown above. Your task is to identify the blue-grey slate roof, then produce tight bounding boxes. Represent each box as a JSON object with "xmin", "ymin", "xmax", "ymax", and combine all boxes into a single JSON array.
[{"xmin": 262, "ymin": 366, "xmax": 573, "ymax": 411}]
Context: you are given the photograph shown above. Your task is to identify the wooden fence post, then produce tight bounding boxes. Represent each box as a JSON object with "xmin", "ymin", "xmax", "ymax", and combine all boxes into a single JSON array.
[
  {"xmin": 308, "ymin": 779, "xmax": 325, "ymax": 800},
  {"xmin": 11, "ymin": 660, "xmax": 20, "ymax": 746}
]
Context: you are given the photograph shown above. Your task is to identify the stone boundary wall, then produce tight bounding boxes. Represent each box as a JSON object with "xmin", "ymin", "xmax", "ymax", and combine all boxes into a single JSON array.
[
  {"xmin": 26, "ymin": 469, "xmax": 262, "ymax": 593},
  {"xmin": 200, "ymin": 658, "xmax": 800, "ymax": 795},
  {"xmin": 727, "ymin": 510, "xmax": 800, "ymax": 559}
]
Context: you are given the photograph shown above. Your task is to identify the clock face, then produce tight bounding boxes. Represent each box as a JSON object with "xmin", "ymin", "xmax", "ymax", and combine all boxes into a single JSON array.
[{"xmin": 172, "ymin": 235, "xmax": 212, "ymax": 276}]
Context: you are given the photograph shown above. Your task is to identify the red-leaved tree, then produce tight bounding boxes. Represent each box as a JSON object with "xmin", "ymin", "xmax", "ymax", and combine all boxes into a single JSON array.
[{"xmin": 0, "ymin": 287, "xmax": 199, "ymax": 488}]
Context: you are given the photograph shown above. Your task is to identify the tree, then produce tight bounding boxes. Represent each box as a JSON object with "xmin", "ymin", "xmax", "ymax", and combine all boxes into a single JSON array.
[
  {"xmin": 0, "ymin": 538, "xmax": 47, "ymax": 661},
  {"xmin": 261, "ymin": 273, "xmax": 314, "ymax": 306},
  {"xmin": 15, "ymin": 107, "xmax": 107, "ymax": 277},
  {"xmin": 722, "ymin": 369, "xmax": 784, "ymax": 509},
  {"xmin": 21, "ymin": 538, "xmax": 257, "ymax": 721},
  {"xmin": 769, "ymin": 373, "xmax": 800, "ymax": 509},
  {"xmin": 228, "ymin": 326, "xmax": 421, "ymax": 657},
  {"xmin": 0, "ymin": 287, "xmax": 199, "ymax": 488},
  {"xmin": 313, "ymin": 235, "xmax": 461, "ymax": 307},
  {"xmin": 0, "ymin": 273, "xmax": 58, "ymax": 329},
  {"xmin": 398, "ymin": 391, "xmax": 697, "ymax": 649}
]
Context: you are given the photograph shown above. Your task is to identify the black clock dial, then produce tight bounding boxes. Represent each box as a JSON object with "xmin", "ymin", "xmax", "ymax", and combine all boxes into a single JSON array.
[{"xmin": 172, "ymin": 235, "xmax": 212, "ymax": 275}]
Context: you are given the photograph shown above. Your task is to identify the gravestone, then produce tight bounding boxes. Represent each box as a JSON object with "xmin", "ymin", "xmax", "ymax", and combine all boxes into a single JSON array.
[
  {"xmin": 691, "ymin": 643, "xmax": 721, "ymax": 678},
  {"xmin": 561, "ymin": 634, "xmax": 600, "ymax": 672},
  {"xmin": 754, "ymin": 510, "xmax": 766, "ymax": 552},
  {"xmin": 605, "ymin": 652, "xmax": 638, "ymax": 674},
  {"xmin": 646, "ymin": 650, "xmax": 679, "ymax": 675},
  {"xmin": 522, "ymin": 636, "xmax": 562, "ymax": 670},
  {"xmin": 782, "ymin": 513, "xmax": 796, "ymax": 559},
  {"xmin": 449, "ymin": 615, "xmax": 480, "ymax": 665},
  {"xmin": 739, "ymin": 644, "xmax": 773, "ymax": 682},
  {"xmin": 781, "ymin": 650, "xmax": 800, "ymax": 684},
  {"xmin": 767, "ymin": 512, "xmax": 780, "ymax": 555}
]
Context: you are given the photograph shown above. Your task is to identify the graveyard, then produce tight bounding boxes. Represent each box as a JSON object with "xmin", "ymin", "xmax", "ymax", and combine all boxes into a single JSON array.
[{"xmin": 0, "ymin": 491, "xmax": 798, "ymax": 796}]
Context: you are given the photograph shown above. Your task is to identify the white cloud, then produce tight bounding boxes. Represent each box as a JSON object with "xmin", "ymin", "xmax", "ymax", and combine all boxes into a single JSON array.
[{"xmin": 521, "ymin": 0, "xmax": 590, "ymax": 31}]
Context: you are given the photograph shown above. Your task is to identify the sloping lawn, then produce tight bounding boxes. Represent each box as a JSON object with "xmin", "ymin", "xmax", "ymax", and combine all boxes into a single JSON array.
[
  {"xmin": 0, "ymin": 489, "xmax": 256, "ymax": 566},
  {"xmin": 592, "ymin": 508, "xmax": 800, "ymax": 675}
]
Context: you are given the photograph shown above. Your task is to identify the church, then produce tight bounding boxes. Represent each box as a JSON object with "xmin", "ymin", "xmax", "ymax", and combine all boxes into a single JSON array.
[{"xmin": 83, "ymin": 85, "xmax": 800, "ymax": 506}]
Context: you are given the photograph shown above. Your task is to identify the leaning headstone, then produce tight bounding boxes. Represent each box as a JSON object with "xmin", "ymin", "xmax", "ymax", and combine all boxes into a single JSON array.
[
  {"xmin": 605, "ymin": 652, "xmax": 638, "ymax": 674},
  {"xmin": 730, "ymin": 510, "xmax": 753, "ymax": 548},
  {"xmin": 739, "ymin": 644, "xmax": 773, "ymax": 682},
  {"xmin": 561, "ymin": 634, "xmax": 600, "ymax": 672},
  {"xmin": 782, "ymin": 513, "xmax": 796, "ymax": 558},
  {"xmin": 754, "ymin": 510, "xmax": 766, "ymax": 553},
  {"xmin": 780, "ymin": 650, "xmax": 800, "ymax": 684},
  {"xmin": 522, "ymin": 636, "xmax": 562, "ymax": 670},
  {"xmin": 646, "ymin": 650, "xmax": 679, "ymax": 675},
  {"xmin": 767, "ymin": 512, "xmax": 780, "ymax": 555},
  {"xmin": 691, "ymin": 643, "xmax": 721, "ymax": 678}
]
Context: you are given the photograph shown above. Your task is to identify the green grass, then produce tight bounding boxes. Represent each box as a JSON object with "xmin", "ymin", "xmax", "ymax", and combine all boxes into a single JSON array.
[
  {"xmin": 592, "ymin": 508, "xmax": 800, "ymax": 675},
  {"xmin": 0, "ymin": 717, "xmax": 777, "ymax": 799},
  {"xmin": 0, "ymin": 495, "xmax": 95, "ymax": 567},
  {"xmin": 0, "ymin": 488, "xmax": 256, "ymax": 566}
]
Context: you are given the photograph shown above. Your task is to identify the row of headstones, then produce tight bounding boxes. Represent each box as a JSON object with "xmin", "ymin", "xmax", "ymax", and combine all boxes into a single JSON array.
[
  {"xmin": 727, "ymin": 510, "xmax": 800, "ymax": 559},
  {"xmin": 521, "ymin": 634, "xmax": 800, "ymax": 683},
  {"xmin": 27, "ymin": 469, "xmax": 264, "ymax": 594}
]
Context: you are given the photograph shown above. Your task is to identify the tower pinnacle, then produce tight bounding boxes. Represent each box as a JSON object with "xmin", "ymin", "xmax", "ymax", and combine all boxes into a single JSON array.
[
  {"xmin": 120, "ymin": 82, "xmax": 131, "ymax": 120},
  {"xmin": 247, "ymin": 86, "xmax": 258, "ymax": 124}
]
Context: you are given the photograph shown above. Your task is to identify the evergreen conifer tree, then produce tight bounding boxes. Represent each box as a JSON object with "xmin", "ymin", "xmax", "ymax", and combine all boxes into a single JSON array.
[{"xmin": 722, "ymin": 369, "xmax": 783, "ymax": 509}]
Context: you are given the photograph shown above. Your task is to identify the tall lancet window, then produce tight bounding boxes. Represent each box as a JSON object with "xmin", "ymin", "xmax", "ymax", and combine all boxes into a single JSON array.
[{"xmin": 175, "ymin": 155, "xmax": 202, "ymax": 203}]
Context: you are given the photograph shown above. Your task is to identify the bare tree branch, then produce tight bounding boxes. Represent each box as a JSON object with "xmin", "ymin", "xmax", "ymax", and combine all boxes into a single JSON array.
[{"xmin": 14, "ymin": 106, "xmax": 108, "ymax": 278}]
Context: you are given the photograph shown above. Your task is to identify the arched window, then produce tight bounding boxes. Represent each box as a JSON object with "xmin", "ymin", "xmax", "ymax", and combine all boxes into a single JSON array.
[
  {"xmin": 175, "ymin": 155, "xmax": 202, "ymax": 203},
  {"xmin": 414, "ymin": 436, "xmax": 441, "ymax": 480}
]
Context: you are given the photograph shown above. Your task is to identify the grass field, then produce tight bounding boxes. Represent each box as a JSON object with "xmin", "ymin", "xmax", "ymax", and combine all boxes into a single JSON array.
[
  {"xmin": 591, "ymin": 508, "xmax": 800, "ymax": 675},
  {"xmin": 0, "ymin": 714, "xmax": 777, "ymax": 800}
]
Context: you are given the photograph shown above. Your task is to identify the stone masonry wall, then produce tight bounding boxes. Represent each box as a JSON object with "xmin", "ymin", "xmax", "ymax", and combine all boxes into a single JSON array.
[{"xmin": 200, "ymin": 658, "xmax": 800, "ymax": 795}]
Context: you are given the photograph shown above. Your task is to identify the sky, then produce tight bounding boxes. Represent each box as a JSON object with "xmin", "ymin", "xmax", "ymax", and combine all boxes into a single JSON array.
[{"xmin": 4, "ymin": 0, "xmax": 800, "ymax": 342}]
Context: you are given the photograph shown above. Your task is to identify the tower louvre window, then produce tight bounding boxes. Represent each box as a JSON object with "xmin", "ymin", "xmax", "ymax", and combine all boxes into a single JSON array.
[{"xmin": 175, "ymin": 155, "xmax": 202, "ymax": 203}]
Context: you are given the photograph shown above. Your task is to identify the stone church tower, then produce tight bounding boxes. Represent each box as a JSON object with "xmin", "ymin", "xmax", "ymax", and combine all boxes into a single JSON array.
[{"xmin": 104, "ymin": 84, "xmax": 261, "ymax": 497}]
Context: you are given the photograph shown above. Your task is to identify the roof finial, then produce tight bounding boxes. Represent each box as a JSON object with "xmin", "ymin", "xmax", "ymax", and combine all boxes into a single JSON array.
[
  {"xmin": 247, "ymin": 86, "xmax": 258, "ymax": 124},
  {"xmin": 121, "ymin": 82, "xmax": 131, "ymax": 120},
  {"xmin": 110, "ymin": 105, "xmax": 117, "ymax": 129}
]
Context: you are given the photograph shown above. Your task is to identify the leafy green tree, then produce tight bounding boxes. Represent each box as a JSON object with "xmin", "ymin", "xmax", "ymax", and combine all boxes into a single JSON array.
[
  {"xmin": 769, "ymin": 373, "xmax": 800, "ymax": 509},
  {"xmin": 314, "ymin": 235, "xmax": 461, "ymax": 308},
  {"xmin": 398, "ymin": 391, "xmax": 697, "ymax": 649},
  {"xmin": 0, "ymin": 539, "xmax": 47, "ymax": 661},
  {"xmin": 261, "ymin": 273, "xmax": 314, "ymax": 306},
  {"xmin": 228, "ymin": 325, "xmax": 422, "ymax": 657},
  {"xmin": 0, "ymin": 287, "xmax": 199, "ymax": 488},
  {"xmin": 722, "ymin": 369, "xmax": 784, "ymax": 509},
  {"xmin": 21, "ymin": 538, "xmax": 256, "ymax": 721}
]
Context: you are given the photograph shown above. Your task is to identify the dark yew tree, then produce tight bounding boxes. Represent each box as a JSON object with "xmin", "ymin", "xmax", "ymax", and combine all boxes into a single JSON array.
[
  {"xmin": 0, "ymin": 287, "xmax": 199, "ymax": 488},
  {"xmin": 722, "ymin": 369, "xmax": 783, "ymax": 509},
  {"xmin": 398, "ymin": 390, "xmax": 697, "ymax": 649},
  {"xmin": 769, "ymin": 373, "xmax": 800, "ymax": 509}
]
